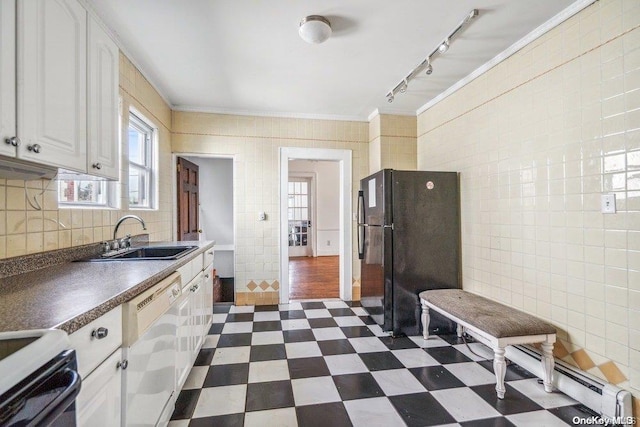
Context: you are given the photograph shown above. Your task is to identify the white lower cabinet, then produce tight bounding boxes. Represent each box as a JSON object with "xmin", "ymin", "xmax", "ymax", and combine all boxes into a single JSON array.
[
  {"xmin": 70, "ymin": 306, "xmax": 123, "ymax": 427},
  {"xmin": 202, "ymin": 262, "xmax": 214, "ymax": 335},
  {"xmin": 76, "ymin": 349, "xmax": 122, "ymax": 427},
  {"xmin": 175, "ymin": 289, "xmax": 192, "ymax": 391}
]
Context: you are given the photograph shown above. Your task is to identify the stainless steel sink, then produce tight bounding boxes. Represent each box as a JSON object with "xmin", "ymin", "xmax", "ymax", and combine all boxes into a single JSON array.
[{"xmin": 83, "ymin": 245, "xmax": 198, "ymax": 261}]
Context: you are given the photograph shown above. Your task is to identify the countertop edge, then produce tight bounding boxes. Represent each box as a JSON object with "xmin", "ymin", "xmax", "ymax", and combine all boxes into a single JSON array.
[{"xmin": 10, "ymin": 241, "xmax": 215, "ymax": 335}]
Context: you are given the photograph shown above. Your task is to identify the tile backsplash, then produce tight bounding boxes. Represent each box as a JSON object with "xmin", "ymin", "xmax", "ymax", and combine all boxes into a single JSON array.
[{"xmin": 0, "ymin": 52, "xmax": 174, "ymax": 259}]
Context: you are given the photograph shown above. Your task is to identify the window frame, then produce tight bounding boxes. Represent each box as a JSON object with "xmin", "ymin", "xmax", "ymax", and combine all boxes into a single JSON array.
[{"xmin": 127, "ymin": 110, "xmax": 157, "ymax": 210}]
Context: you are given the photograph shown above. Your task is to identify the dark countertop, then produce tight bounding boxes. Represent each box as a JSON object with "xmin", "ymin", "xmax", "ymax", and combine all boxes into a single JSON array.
[{"xmin": 0, "ymin": 241, "xmax": 215, "ymax": 334}]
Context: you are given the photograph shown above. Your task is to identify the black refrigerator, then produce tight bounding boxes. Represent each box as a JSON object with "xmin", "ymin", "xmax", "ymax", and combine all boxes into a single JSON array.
[{"xmin": 358, "ymin": 169, "xmax": 461, "ymax": 337}]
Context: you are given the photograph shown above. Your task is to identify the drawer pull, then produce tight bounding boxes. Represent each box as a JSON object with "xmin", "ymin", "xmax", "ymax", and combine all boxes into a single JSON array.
[
  {"xmin": 27, "ymin": 143, "xmax": 41, "ymax": 153},
  {"xmin": 117, "ymin": 359, "xmax": 128, "ymax": 370},
  {"xmin": 5, "ymin": 136, "xmax": 20, "ymax": 147},
  {"xmin": 91, "ymin": 327, "xmax": 109, "ymax": 339},
  {"xmin": 207, "ymin": 251, "xmax": 213, "ymax": 255}
]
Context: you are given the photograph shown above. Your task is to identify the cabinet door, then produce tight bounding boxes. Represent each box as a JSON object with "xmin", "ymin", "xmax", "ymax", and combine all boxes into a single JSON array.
[
  {"xmin": 0, "ymin": 0, "xmax": 15, "ymax": 157},
  {"xmin": 87, "ymin": 15, "xmax": 119, "ymax": 179},
  {"xmin": 76, "ymin": 349, "xmax": 122, "ymax": 427},
  {"xmin": 190, "ymin": 271, "xmax": 205, "ymax": 356},
  {"xmin": 17, "ymin": 0, "xmax": 87, "ymax": 171},
  {"xmin": 202, "ymin": 263, "xmax": 214, "ymax": 334},
  {"xmin": 175, "ymin": 291, "xmax": 191, "ymax": 391}
]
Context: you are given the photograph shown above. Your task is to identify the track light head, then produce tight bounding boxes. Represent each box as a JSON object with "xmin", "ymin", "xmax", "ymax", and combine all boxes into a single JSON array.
[
  {"xmin": 438, "ymin": 39, "xmax": 450, "ymax": 53},
  {"xmin": 387, "ymin": 93, "xmax": 394, "ymax": 103},
  {"xmin": 425, "ymin": 62, "xmax": 433, "ymax": 75},
  {"xmin": 400, "ymin": 79, "xmax": 408, "ymax": 93}
]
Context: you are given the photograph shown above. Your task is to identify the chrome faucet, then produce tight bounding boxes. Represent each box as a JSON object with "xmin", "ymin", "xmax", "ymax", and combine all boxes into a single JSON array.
[{"xmin": 113, "ymin": 215, "xmax": 147, "ymax": 240}]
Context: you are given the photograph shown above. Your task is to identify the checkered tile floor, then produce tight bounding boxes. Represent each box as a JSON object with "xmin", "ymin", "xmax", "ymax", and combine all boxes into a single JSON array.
[{"xmin": 168, "ymin": 301, "xmax": 597, "ymax": 427}]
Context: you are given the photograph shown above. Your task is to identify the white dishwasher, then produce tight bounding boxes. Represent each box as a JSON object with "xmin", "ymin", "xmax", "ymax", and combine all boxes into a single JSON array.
[{"xmin": 122, "ymin": 272, "xmax": 181, "ymax": 427}]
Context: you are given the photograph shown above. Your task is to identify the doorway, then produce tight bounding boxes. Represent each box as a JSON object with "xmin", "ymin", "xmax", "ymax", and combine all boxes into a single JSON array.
[
  {"xmin": 279, "ymin": 148, "xmax": 352, "ymax": 304},
  {"xmin": 288, "ymin": 162, "xmax": 340, "ymax": 300},
  {"xmin": 175, "ymin": 154, "xmax": 236, "ymax": 304}
]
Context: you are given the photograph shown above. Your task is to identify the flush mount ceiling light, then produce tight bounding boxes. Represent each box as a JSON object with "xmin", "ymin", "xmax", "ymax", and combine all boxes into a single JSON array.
[
  {"xmin": 299, "ymin": 15, "xmax": 332, "ymax": 44},
  {"xmin": 386, "ymin": 9, "xmax": 478, "ymax": 103}
]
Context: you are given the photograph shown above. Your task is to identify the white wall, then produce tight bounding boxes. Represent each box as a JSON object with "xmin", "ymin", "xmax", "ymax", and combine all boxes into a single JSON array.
[
  {"xmin": 289, "ymin": 160, "xmax": 340, "ymax": 256},
  {"xmin": 185, "ymin": 156, "xmax": 234, "ymax": 277}
]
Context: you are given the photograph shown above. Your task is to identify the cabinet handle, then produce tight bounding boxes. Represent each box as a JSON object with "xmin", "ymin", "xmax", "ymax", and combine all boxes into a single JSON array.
[
  {"xmin": 92, "ymin": 162, "xmax": 102, "ymax": 170},
  {"xmin": 172, "ymin": 288, "xmax": 180, "ymax": 297},
  {"xmin": 27, "ymin": 144, "xmax": 41, "ymax": 153},
  {"xmin": 91, "ymin": 327, "xmax": 109, "ymax": 339},
  {"xmin": 205, "ymin": 274, "xmax": 210, "ymax": 279},
  {"xmin": 5, "ymin": 136, "xmax": 20, "ymax": 147},
  {"xmin": 117, "ymin": 359, "xmax": 128, "ymax": 370},
  {"xmin": 207, "ymin": 251, "xmax": 214, "ymax": 255}
]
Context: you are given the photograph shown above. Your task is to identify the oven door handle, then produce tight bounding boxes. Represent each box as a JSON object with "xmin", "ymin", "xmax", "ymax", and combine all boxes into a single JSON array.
[{"xmin": 32, "ymin": 368, "xmax": 82, "ymax": 427}]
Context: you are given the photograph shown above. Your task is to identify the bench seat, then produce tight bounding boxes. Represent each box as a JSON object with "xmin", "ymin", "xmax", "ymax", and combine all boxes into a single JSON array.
[{"xmin": 419, "ymin": 289, "xmax": 556, "ymax": 399}]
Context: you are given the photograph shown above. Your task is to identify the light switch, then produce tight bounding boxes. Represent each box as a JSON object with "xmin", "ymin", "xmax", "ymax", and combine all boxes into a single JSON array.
[
  {"xmin": 258, "ymin": 211, "xmax": 266, "ymax": 221},
  {"xmin": 601, "ymin": 194, "xmax": 616, "ymax": 214}
]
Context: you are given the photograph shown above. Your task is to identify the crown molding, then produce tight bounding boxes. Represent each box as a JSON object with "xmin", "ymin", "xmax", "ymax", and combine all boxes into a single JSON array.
[
  {"xmin": 172, "ymin": 105, "xmax": 369, "ymax": 122},
  {"xmin": 416, "ymin": 0, "xmax": 597, "ymax": 116}
]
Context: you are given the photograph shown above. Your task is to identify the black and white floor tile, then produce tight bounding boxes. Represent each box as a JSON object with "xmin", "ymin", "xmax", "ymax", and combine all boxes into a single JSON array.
[{"xmin": 169, "ymin": 301, "xmax": 597, "ymax": 426}]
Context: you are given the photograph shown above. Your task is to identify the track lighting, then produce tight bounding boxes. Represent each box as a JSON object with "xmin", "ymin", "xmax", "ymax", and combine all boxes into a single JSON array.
[
  {"xmin": 438, "ymin": 39, "xmax": 450, "ymax": 53},
  {"xmin": 384, "ymin": 9, "xmax": 478, "ymax": 102},
  {"xmin": 425, "ymin": 60, "xmax": 433, "ymax": 75}
]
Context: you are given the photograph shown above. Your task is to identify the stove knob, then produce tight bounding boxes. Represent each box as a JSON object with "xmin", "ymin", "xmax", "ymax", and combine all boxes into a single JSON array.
[{"xmin": 91, "ymin": 327, "xmax": 109, "ymax": 339}]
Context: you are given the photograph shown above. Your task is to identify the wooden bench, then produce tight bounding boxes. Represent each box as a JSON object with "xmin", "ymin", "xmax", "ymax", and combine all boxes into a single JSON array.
[{"xmin": 419, "ymin": 289, "xmax": 556, "ymax": 399}]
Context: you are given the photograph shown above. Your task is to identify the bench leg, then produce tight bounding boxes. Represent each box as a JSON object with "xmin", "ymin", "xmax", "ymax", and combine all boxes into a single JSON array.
[
  {"xmin": 493, "ymin": 347, "xmax": 507, "ymax": 399},
  {"xmin": 421, "ymin": 300, "xmax": 430, "ymax": 340},
  {"xmin": 541, "ymin": 340, "xmax": 555, "ymax": 393}
]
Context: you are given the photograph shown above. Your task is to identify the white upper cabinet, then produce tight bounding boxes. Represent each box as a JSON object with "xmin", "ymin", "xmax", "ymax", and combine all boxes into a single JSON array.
[
  {"xmin": 17, "ymin": 0, "xmax": 87, "ymax": 172},
  {"xmin": 0, "ymin": 0, "xmax": 16, "ymax": 158},
  {"xmin": 87, "ymin": 15, "xmax": 119, "ymax": 180}
]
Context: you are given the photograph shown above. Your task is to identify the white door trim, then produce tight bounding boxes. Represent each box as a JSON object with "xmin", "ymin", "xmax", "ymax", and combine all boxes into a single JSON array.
[{"xmin": 280, "ymin": 148, "xmax": 352, "ymax": 303}]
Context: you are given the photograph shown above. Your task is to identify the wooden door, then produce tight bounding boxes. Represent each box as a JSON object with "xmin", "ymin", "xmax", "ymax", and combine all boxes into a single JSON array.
[{"xmin": 177, "ymin": 157, "xmax": 199, "ymax": 241}]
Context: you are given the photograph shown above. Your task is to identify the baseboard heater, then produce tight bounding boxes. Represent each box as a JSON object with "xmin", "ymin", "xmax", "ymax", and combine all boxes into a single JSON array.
[{"xmin": 505, "ymin": 345, "xmax": 632, "ymax": 421}]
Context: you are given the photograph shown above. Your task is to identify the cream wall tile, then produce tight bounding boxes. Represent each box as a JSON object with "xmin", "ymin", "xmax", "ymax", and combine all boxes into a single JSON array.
[{"xmin": 417, "ymin": 0, "xmax": 638, "ymax": 397}]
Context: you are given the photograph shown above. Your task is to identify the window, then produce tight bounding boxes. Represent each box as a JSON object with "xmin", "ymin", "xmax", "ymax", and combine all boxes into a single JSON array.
[
  {"xmin": 128, "ymin": 111, "xmax": 156, "ymax": 209},
  {"xmin": 58, "ymin": 176, "xmax": 109, "ymax": 206}
]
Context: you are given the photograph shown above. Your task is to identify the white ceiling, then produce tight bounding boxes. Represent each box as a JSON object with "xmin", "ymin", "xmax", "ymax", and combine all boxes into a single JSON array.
[{"xmin": 86, "ymin": 0, "xmax": 579, "ymax": 121}]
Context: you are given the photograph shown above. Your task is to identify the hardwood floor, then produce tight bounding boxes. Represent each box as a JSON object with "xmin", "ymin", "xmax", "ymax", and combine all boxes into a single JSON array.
[{"xmin": 288, "ymin": 256, "xmax": 339, "ymax": 300}]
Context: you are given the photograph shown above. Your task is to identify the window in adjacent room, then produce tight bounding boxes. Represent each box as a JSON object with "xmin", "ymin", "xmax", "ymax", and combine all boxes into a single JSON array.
[{"xmin": 128, "ymin": 111, "xmax": 157, "ymax": 209}]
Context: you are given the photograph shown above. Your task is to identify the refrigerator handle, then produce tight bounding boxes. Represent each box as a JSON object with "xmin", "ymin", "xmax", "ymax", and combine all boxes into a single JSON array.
[
  {"xmin": 358, "ymin": 224, "xmax": 364, "ymax": 260},
  {"xmin": 357, "ymin": 190, "xmax": 365, "ymax": 259}
]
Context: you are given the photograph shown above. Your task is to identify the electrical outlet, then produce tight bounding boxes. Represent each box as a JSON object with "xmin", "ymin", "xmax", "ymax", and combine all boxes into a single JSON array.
[
  {"xmin": 326, "ymin": 240, "xmax": 331, "ymax": 246},
  {"xmin": 601, "ymin": 194, "xmax": 616, "ymax": 214}
]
